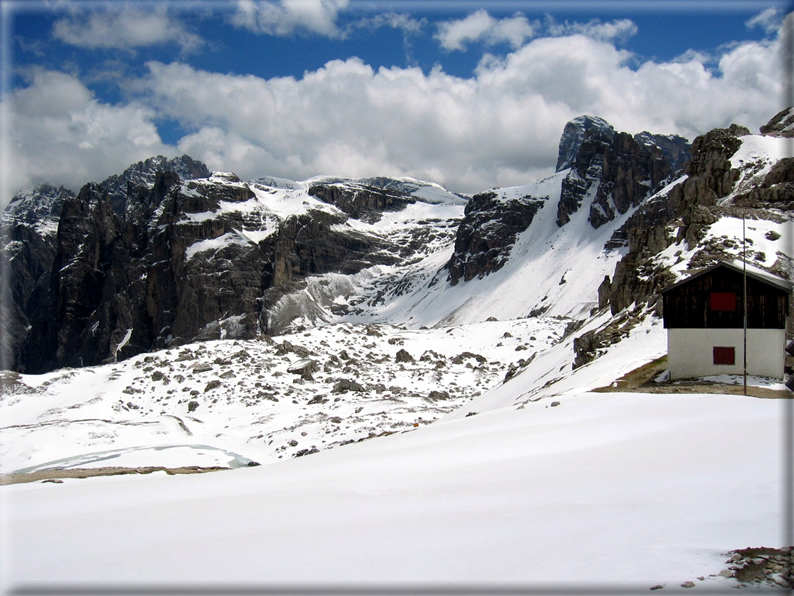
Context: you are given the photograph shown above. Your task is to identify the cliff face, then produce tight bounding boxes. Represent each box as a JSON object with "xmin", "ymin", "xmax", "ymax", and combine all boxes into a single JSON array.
[
  {"xmin": 555, "ymin": 117, "xmax": 689, "ymax": 229},
  {"xmin": 8, "ymin": 167, "xmax": 461, "ymax": 372},
  {"xmin": 444, "ymin": 115, "xmax": 690, "ymax": 290},
  {"xmin": 0, "ymin": 185, "xmax": 72, "ymax": 370},
  {"xmin": 602, "ymin": 111, "xmax": 793, "ymax": 317},
  {"xmin": 444, "ymin": 191, "xmax": 545, "ymax": 286}
]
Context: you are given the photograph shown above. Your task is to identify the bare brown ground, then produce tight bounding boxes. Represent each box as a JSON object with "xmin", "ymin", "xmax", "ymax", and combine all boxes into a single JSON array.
[
  {"xmin": 592, "ymin": 356, "xmax": 793, "ymax": 399},
  {"xmin": 0, "ymin": 465, "xmax": 230, "ymax": 486}
]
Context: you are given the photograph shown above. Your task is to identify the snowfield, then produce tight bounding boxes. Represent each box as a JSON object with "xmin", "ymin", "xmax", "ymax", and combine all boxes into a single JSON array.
[
  {"xmin": 1, "ymin": 388, "xmax": 786, "ymax": 591},
  {"xmin": 1, "ymin": 310, "xmax": 789, "ymax": 592}
]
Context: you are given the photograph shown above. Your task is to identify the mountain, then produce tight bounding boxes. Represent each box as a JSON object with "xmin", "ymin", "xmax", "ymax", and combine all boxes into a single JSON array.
[
  {"xmin": 7, "ymin": 111, "xmax": 792, "ymax": 375},
  {"xmin": 1, "ymin": 184, "xmax": 73, "ymax": 370},
  {"xmin": 2, "ymin": 111, "xmax": 792, "ymax": 592},
  {"xmin": 6, "ymin": 164, "xmax": 467, "ymax": 372}
]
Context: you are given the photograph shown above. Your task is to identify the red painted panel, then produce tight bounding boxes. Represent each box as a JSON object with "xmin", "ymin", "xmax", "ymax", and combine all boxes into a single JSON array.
[
  {"xmin": 710, "ymin": 292, "xmax": 737, "ymax": 311},
  {"xmin": 713, "ymin": 346, "xmax": 735, "ymax": 365}
]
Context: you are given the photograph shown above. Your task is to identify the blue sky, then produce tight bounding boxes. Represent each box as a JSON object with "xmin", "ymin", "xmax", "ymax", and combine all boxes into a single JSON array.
[{"xmin": 2, "ymin": 0, "xmax": 791, "ymax": 199}]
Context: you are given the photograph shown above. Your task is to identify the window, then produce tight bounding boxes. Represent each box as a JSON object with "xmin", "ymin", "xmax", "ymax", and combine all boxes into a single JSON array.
[
  {"xmin": 710, "ymin": 292, "xmax": 737, "ymax": 311},
  {"xmin": 713, "ymin": 346, "xmax": 735, "ymax": 365}
]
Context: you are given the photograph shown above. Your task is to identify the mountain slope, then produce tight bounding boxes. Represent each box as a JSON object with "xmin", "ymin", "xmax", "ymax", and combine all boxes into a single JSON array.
[
  {"xmin": 2, "ymin": 112, "xmax": 791, "ymax": 470},
  {"xmin": 2, "ymin": 112, "xmax": 792, "ymax": 592},
  {"xmin": 2, "ymin": 387, "xmax": 784, "ymax": 588}
]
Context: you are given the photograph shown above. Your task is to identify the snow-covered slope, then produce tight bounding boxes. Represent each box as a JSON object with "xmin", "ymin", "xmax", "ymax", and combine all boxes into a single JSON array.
[
  {"xmin": 319, "ymin": 169, "xmax": 630, "ymax": 329},
  {"xmin": 0, "ymin": 317, "xmax": 567, "ymax": 474},
  {"xmin": 2, "ymin": 388, "xmax": 785, "ymax": 589}
]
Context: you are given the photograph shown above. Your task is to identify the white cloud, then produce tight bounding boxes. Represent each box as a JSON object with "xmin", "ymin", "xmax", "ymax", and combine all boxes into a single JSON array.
[
  {"xmin": 746, "ymin": 7, "xmax": 784, "ymax": 36},
  {"xmin": 130, "ymin": 31, "xmax": 781, "ymax": 195},
  {"xmin": 436, "ymin": 10, "xmax": 535, "ymax": 51},
  {"xmin": 4, "ymin": 69, "xmax": 174, "ymax": 197},
  {"xmin": 544, "ymin": 16, "xmax": 638, "ymax": 43},
  {"xmin": 352, "ymin": 12, "xmax": 425, "ymax": 36},
  {"xmin": 53, "ymin": 8, "xmax": 204, "ymax": 53},
  {"xmin": 231, "ymin": 0, "xmax": 349, "ymax": 38},
  {"xmin": 7, "ymin": 29, "xmax": 785, "ymax": 199}
]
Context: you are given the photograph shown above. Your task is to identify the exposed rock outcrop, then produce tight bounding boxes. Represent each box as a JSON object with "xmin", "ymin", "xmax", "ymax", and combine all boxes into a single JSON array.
[
  {"xmin": 671, "ymin": 124, "xmax": 749, "ymax": 247},
  {"xmin": 555, "ymin": 115, "xmax": 688, "ymax": 229},
  {"xmin": 445, "ymin": 191, "xmax": 545, "ymax": 285},
  {"xmin": 759, "ymin": 106, "xmax": 794, "ymax": 137},
  {"xmin": 102, "ymin": 155, "xmax": 210, "ymax": 216},
  {"xmin": 307, "ymin": 181, "xmax": 414, "ymax": 223},
  {"xmin": 556, "ymin": 115, "xmax": 615, "ymax": 172},
  {"xmin": 602, "ymin": 122, "xmax": 767, "ymax": 316},
  {"xmin": 0, "ymin": 185, "xmax": 72, "ymax": 370},
  {"xmin": 8, "ymin": 161, "xmax": 456, "ymax": 372}
]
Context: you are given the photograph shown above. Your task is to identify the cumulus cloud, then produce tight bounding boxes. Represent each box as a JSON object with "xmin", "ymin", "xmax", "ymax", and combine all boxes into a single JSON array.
[
  {"xmin": 4, "ymin": 69, "xmax": 174, "ymax": 197},
  {"xmin": 53, "ymin": 8, "xmax": 204, "ymax": 53},
  {"xmin": 436, "ymin": 10, "xmax": 535, "ymax": 51},
  {"xmin": 7, "ymin": 24, "xmax": 785, "ymax": 199},
  {"xmin": 230, "ymin": 0, "xmax": 349, "ymax": 38},
  {"xmin": 128, "ymin": 30, "xmax": 782, "ymax": 194}
]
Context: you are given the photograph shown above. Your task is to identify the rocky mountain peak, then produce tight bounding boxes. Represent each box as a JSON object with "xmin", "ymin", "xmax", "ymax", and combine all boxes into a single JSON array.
[
  {"xmin": 759, "ymin": 106, "xmax": 794, "ymax": 137},
  {"xmin": 555, "ymin": 115, "xmax": 616, "ymax": 172},
  {"xmin": 100, "ymin": 154, "xmax": 210, "ymax": 215},
  {"xmin": 2, "ymin": 184, "xmax": 73, "ymax": 231},
  {"xmin": 555, "ymin": 118, "xmax": 689, "ymax": 228}
]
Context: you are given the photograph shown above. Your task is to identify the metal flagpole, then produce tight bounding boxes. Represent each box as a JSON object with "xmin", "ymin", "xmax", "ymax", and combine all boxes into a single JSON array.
[{"xmin": 743, "ymin": 211, "xmax": 747, "ymax": 396}]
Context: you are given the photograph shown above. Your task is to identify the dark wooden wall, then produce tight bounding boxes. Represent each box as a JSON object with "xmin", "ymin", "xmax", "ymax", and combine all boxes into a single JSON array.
[{"xmin": 663, "ymin": 267, "xmax": 789, "ymax": 329}]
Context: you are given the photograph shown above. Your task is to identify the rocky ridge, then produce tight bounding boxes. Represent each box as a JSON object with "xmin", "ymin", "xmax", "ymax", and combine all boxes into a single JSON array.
[
  {"xmin": 573, "ymin": 113, "xmax": 793, "ymax": 368},
  {"xmin": 4, "ymin": 110, "xmax": 792, "ymax": 379},
  {"xmin": 444, "ymin": 191, "xmax": 546, "ymax": 285},
  {"xmin": 555, "ymin": 117, "xmax": 689, "ymax": 229},
  {"xmin": 6, "ymin": 166, "xmax": 464, "ymax": 372}
]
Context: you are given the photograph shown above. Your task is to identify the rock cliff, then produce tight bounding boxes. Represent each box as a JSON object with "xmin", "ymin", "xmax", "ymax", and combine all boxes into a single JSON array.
[
  {"xmin": 555, "ymin": 116, "xmax": 689, "ymax": 229},
  {"xmin": 8, "ymin": 165, "xmax": 461, "ymax": 372},
  {"xmin": 444, "ymin": 191, "xmax": 545, "ymax": 285},
  {"xmin": 601, "ymin": 111, "xmax": 792, "ymax": 317}
]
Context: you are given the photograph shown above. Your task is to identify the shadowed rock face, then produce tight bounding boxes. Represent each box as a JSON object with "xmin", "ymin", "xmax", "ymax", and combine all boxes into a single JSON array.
[
  {"xmin": 8, "ymin": 163, "xmax": 438, "ymax": 373},
  {"xmin": 555, "ymin": 117, "xmax": 689, "ymax": 229},
  {"xmin": 445, "ymin": 191, "xmax": 545, "ymax": 286},
  {"xmin": 102, "ymin": 155, "xmax": 211, "ymax": 216},
  {"xmin": 0, "ymin": 185, "xmax": 73, "ymax": 370},
  {"xmin": 759, "ymin": 106, "xmax": 794, "ymax": 138}
]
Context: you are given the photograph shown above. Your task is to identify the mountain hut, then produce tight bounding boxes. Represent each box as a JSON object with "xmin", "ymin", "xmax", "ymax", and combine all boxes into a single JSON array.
[{"xmin": 660, "ymin": 261, "xmax": 792, "ymax": 380}]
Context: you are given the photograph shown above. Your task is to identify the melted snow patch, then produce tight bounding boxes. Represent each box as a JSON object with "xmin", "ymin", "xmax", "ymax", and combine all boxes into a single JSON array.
[{"xmin": 185, "ymin": 232, "xmax": 252, "ymax": 261}]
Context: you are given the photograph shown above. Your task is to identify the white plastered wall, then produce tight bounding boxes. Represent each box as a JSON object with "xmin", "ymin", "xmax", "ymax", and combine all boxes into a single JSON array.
[{"xmin": 667, "ymin": 328, "xmax": 785, "ymax": 380}]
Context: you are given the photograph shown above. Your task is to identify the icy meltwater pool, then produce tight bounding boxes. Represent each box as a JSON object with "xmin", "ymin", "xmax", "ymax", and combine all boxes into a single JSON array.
[{"xmin": 11, "ymin": 444, "xmax": 256, "ymax": 474}]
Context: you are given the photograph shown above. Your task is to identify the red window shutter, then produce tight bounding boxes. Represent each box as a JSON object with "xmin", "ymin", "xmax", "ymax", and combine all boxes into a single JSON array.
[
  {"xmin": 713, "ymin": 346, "xmax": 735, "ymax": 365},
  {"xmin": 710, "ymin": 292, "xmax": 737, "ymax": 311}
]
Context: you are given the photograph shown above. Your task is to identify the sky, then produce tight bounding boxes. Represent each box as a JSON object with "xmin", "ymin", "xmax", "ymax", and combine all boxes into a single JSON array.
[{"xmin": 1, "ymin": 0, "xmax": 792, "ymax": 200}]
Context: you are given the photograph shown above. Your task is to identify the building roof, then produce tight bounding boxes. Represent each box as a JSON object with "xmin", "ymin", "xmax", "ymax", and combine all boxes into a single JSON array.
[{"xmin": 660, "ymin": 260, "xmax": 793, "ymax": 294}]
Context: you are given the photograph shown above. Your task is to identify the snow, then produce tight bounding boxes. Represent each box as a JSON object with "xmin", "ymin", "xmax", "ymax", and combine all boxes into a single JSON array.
[
  {"xmin": 1, "ymin": 389, "xmax": 784, "ymax": 588},
  {"xmin": 355, "ymin": 169, "xmax": 630, "ymax": 328},
  {"xmin": 731, "ymin": 134, "xmax": 789, "ymax": 167},
  {"xmin": 0, "ymin": 319, "xmax": 564, "ymax": 475},
  {"xmin": 3, "ymin": 138, "xmax": 793, "ymax": 591},
  {"xmin": 184, "ymin": 231, "xmax": 253, "ymax": 260},
  {"xmin": 114, "ymin": 327, "xmax": 133, "ymax": 360}
]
